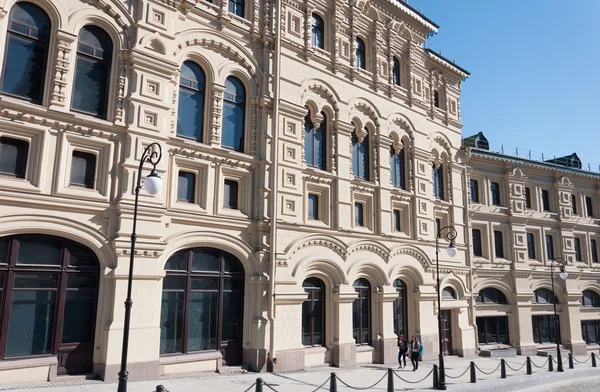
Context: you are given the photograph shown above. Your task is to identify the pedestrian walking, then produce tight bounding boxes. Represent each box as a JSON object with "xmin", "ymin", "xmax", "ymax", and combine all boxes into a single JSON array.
[
  {"xmin": 410, "ymin": 335, "xmax": 421, "ymax": 371},
  {"xmin": 397, "ymin": 334, "xmax": 408, "ymax": 369}
]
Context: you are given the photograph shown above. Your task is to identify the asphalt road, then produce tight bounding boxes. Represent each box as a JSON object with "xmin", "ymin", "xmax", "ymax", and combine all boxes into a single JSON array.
[{"xmin": 523, "ymin": 376, "xmax": 600, "ymax": 392}]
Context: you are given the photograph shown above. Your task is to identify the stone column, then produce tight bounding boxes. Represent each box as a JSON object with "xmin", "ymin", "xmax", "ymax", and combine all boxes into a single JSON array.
[
  {"xmin": 332, "ymin": 285, "xmax": 358, "ymax": 367},
  {"xmin": 336, "ymin": 121, "xmax": 355, "ymax": 230},
  {"xmin": 374, "ymin": 286, "xmax": 398, "ymax": 364}
]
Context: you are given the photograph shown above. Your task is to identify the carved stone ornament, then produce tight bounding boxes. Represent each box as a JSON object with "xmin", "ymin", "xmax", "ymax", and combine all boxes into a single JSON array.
[{"xmin": 50, "ymin": 31, "xmax": 76, "ymax": 107}]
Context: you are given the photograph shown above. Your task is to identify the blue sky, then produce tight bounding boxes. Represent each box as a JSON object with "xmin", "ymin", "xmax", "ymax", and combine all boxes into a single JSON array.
[{"xmin": 409, "ymin": 0, "xmax": 600, "ymax": 171}]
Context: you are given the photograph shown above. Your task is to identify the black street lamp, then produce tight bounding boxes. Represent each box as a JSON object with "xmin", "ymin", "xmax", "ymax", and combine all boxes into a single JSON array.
[
  {"xmin": 549, "ymin": 257, "xmax": 568, "ymax": 373},
  {"xmin": 117, "ymin": 142, "xmax": 163, "ymax": 392},
  {"xmin": 435, "ymin": 225, "xmax": 457, "ymax": 391}
]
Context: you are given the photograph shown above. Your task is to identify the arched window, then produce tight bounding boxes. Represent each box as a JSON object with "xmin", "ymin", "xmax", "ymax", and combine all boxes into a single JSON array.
[
  {"xmin": 0, "ymin": 235, "xmax": 99, "ymax": 375},
  {"xmin": 353, "ymin": 278, "xmax": 371, "ymax": 345},
  {"xmin": 311, "ymin": 13, "xmax": 324, "ymax": 49},
  {"xmin": 476, "ymin": 288, "xmax": 508, "ymax": 304},
  {"xmin": 302, "ymin": 278, "xmax": 325, "ymax": 346},
  {"xmin": 581, "ymin": 290, "xmax": 600, "ymax": 307},
  {"xmin": 160, "ymin": 248, "xmax": 244, "ymax": 365},
  {"xmin": 434, "ymin": 90, "xmax": 440, "ymax": 108},
  {"xmin": 442, "ymin": 287, "xmax": 457, "ymax": 300},
  {"xmin": 532, "ymin": 288, "xmax": 557, "ymax": 304},
  {"xmin": 304, "ymin": 110, "xmax": 326, "ymax": 170},
  {"xmin": 352, "ymin": 128, "xmax": 369, "ymax": 180},
  {"xmin": 228, "ymin": 0, "xmax": 244, "ymax": 17},
  {"xmin": 177, "ymin": 61, "xmax": 206, "ymax": 141},
  {"xmin": 433, "ymin": 164, "xmax": 444, "ymax": 200},
  {"xmin": 393, "ymin": 279, "xmax": 408, "ymax": 336},
  {"xmin": 71, "ymin": 26, "xmax": 113, "ymax": 118},
  {"xmin": 1, "ymin": 2, "xmax": 51, "ymax": 103},
  {"xmin": 390, "ymin": 145, "xmax": 405, "ymax": 189},
  {"xmin": 222, "ymin": 76, "xmax": 246, "ymax": 152},
  {"xmin": 392, "ymin": 57, "xmax": 400, "ymax": 86},
  {"xmin": 356, "ymin": 38, "xmax": 366, "ymax": 70}
]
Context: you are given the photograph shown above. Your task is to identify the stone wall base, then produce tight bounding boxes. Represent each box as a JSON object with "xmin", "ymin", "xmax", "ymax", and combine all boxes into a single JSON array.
[
  {"xmin": 245, "ymin": 348, "xmax": 267, "ymax": 372},
  {"xmin": 566, "ymin": 342, "xmax": 588, "ymax": 356},
  {"xmin": 271, "ymin": 348, "xmax": 305, "ymax": 372},
  {"xmin": 378, "ymin": 338, "xmax": 398, "ymax": 364},
  {"xmin": 332, "ymin": 343, "xmax": 356, "ymax": 367},
  {"xmin": 454, "ymin": 348, "xmax": 476, "ymax": 357},
  {"xmin": 516, "ymin": 345, "xmax": 537, "ymax": 356},
  {"xmin": 96, "ymin": 361, "xmax": 160, "ymax": 382},
  {"xmin": 419, "ymin": 334, "xmax": 438, "ymax": 361}
]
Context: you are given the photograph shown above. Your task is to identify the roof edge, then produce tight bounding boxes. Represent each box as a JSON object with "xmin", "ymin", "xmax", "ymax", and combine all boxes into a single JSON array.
[{"xmin": 426, "ymin": 48, "xmax": 470, "ymax": 78}]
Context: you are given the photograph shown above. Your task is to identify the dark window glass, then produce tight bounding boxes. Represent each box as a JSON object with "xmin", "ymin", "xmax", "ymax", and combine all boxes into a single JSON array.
[
  {"xmin": 442, "ymin": 287, "xmax": 456, "ymax": 299},
  {"xmin": 17, "ymin": 235, "xmax": 62, "ymax": 265},
  {"xmin": 351, "ymin": 130, "xmax": 369, "ymax": 180},
  {"xmin": 545, "ymin": 235, "xmax": 554, "ymax": 260},
  {"xmin": 0, "ymin": 137, "xmax": 29, "ymax": 178},
  {"xmin": 574, "ymin": 237, "xmax": 582, "ymax": 262},
  {"xmin": 160, "ymin": 280, "xmax": 185, "ymax": 354},
  {"xmin": 524, "ymin": 187, "xmax": 532, "ymax": 209},
  {"xmin": 177, "ymin": 171, "xmax": 196, "ymax": 203},
  {"xmin": 494, "ymin": 231, "xmax": 504, "ymax": 258},
  {"xmin": 308, "ymin": 194, "xmax": 319, "ymax": 220},
  {"xmin": 392, "ymin": 57, "xmax": 400, "ymax": 86},
  {"xmin": 222, "ymin": 76, "xmax": 245, "ymax": 152},
  {"xmin": 592, "ymin": 239, "xmax": 598, "ymax": 263},
  {"xmin": 61, "ymin": 274, "xmax": 97, "ymax": 343},
  {"xmin": 68, "ymin": 242, "xmax": 99, "ymax": 267},
  {"xmin": 1, "ymin": 2, "xmax": 50, "ymax": 103},
  {"xmin": 311, "ymin": 13, "xmax": 324, "ymax": 49},
  {"xmin": 581, "ymin": 320, "xmax": 600, "ymax": 345},
  {"xmin": 223, "ymin": 179, "xmax": 239, "ymax": 209},
  {"xmin": 435, "ymin": 219, "xmax": 441, "ymax": 236},
  {"xmin": 572, "ymin": 194, "xmax": 578, "ymax": 216},
  {"xmin": 472, "ymin": 229, "xmax": 482, "ymax": 257},
  {"xmin": 433, "ymin": 90, "xmax": 440, "ymax": 108},
  {"xmin": 433, "ymin": 164, "xmax": 444, "ymax": 200},
  {"xmin": 582, "ymin": 290, "xmax": 600, "ymax": 308},
  {"xmin": 72, "ymin": 26, "xmax": 113, "ymax": 118},
  {"xmin": 70, "ymin": 151, "xmax": 96, "ymax": 188},
  {"xmin": 476, "ymin": 288, "xmax": 508, "ymax": 304},
  {"xmin": 393, "ymin": 209, "xmax": 401, "ymax": 232},
  {"xmin": 542, "ymin": 190, "xmax": 550, "ymax": 212},
  {"xmin": 354, "ymin": 202, "xmax": 364, "ymax": 227},
  {"xmin": 302, "ymin": 278, "xmax": 325, "ymax": 346},
  {"xmin": 0, "ymin": 239, "xmax": 8, "ymax": 264},
  {"xmin": 390, "ymin": 146, "xmax": 405, "ymax": 189},
  {"xmin": 353, "ymin": 279, "xmax": 371, "ymax": 345},
  {"xmin": 527, "ymin": 233, "xmax": 536, "ymax": 259},
  {"xmin": 177, "ymin": 61, "xmax": 205, "ymax": 141},
  {"xmin": 304, "ymin": 111, "xmax": 326, "ymax": 170},
  {"xmin": 586, "ymin": 196, "xmax": 594, "ymax": 217},
  {"xmin": 192, "ymin": 248, "xmax": 220, "ymax": 272},
  {"xmin": 533, "ymin": 288, "xmax": 557, "ymax": 304},
  {"xmin": 476, "ymin": 316, "xmax": 509, "ymax": 345},
  {"xmin": 491, "ymin": 182, "xmax": 500, "ymax": 205},
  {"xmin": 469, "ymin": 179, "xmax": 479, "ymax": 203},
  {"xmin": 532, "ymin": 315, "xmax": 559, "ymax": 344},
  {"xmin": 393, "ymin": 279, "xmax": 408, "ymax": 336},
  {"xmin": 356, "ymin": 38, "xmax": 366, "ymax": 69},
  {"xmin": 228, "ymin": 0, "xmax": 244, "ymax": 17}
]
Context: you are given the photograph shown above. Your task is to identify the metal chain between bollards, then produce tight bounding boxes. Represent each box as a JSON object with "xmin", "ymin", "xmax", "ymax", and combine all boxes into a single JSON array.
[
  {"xmin": 573, "ymin": 355, "xmax": 592, "ymax": 364},
  {"xmin": 445, "ymin": 365, "xmax": 471, "ymax": 379},
  {"xmin": 473, "ymin": 362, "xmax": 502, "ymax": 375},
  {"xmin": 551, "ymin": 355, "xmax": 568, "ymax": 368},
  {"xmin": 531, "ymin": 358, "xmax": 549, "ymax": 369},
  {"xmin": 393, "ymin": 367, "xmax": 435, "ymax": 384},
  {"xmin": 310, "ymin": 376, "xmax": 331, "ymax": 392},
  {"xmin": 243, "ymin": 382, "xmax": 257, "ymax": 392},
  {"xmin": 262, "ymin": 381, "xmax": 280, "ymax": 392},
  {"xmin": 336, "ymin": 371, "xmax": 388, "ymax": 390},
  {"xmin": 505, "ymin": 360, "xmax": 527, "ymax": 372}
]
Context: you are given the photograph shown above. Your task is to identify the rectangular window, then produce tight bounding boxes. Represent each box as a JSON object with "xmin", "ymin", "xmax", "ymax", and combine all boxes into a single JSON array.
[
  {"xmin": 393, "ymin": 209, "xmax": 401, "ymax": 232},
  {"xmin": 70, "ymin": 151, "xmax": 96, "ymax": 189},
  {"xmin": 491, "ymin": 182, "xmax": 500, "ymax": 206},
  {"xmin": 469, "ymin": 179, "xmax": 479, "ymax": 203},
  {"xmin": 433, "ymin": 165, "xmax": 444, "ymax": 200},
  {"xmin": 177, "ymin": 171, "xmax": 196, "ymax": 203},
  {"xmin": 494, "ymin": 230, "xmax": 504, "ymax": 258},
  {"xmin": 572, "ymin": 194, "xmax": 578, "ymax": 216},
  {"xmin": 308, "ymin": 194, "xmax": 319, "ymax": 220},
  {"xmin": 542, "ymin": 190, "xmax": 550, "ymax": 211},
  {"xmin": 581, "ymin": 320, "xmax": 600, "ymax": 345},
  {"xmin": 527, "ymin": 233, "xmax": 536, "ymax": 259},
  {"xmin": 524, "ymin": 187, "xmax": 532, "ymax": 209},
  {"xmin": 592, "ymin": 239, "xmax": 598, "ymax": 263},
  {"xmin": 354, "ymin": 202, "xmax": 364, "ymax": 227},
  {"xmin": 545, "ymin": 234, "xmax": 554, "ymax": 260},
  {"xmin": 472, "ymin": 229, "xmax": 482, "ymax": 257},
  {"xmin": 532, "ymin": 315, "xmax": 559, "ymax": 344},
  {"xmin": 586, "ymin": 196, "xmax": 594, "ymax": 217},
  {"xmin": 435, "ymin": 218, "xmax": 441, "ymax": 236},
  {"xmin": 223, "ymin": 179, "xmax": 239, "ymax": 209},
  {"xmin": 574, "ymin": 237, "xmax": 582, "ymax": 262},
  {"xmin": 0, "ymin": 137, "xmax": 29, "ymax": 178}
]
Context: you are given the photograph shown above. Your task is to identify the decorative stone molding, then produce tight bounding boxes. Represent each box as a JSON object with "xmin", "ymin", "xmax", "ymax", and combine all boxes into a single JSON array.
[
  {"xmin": 302, "ymin": 82, "xmax": 340, "ymax": 117},
  {"xmin": 210, "ymin": 84, "xmax": 225, "ymax": 144},
  {"xmin": 50, "ymin": 31, "xmax": 76, "ymax": 107},
  {"xmin": 347, "ymin": 241, "xmax": 391, "ymax": 262},
  {"xmin": 286, "ymin": 237, "xmax": 349, "ymax": 261},
  {"xmin": 114, "ymin": 50, "xmax": 128, "ymax": 125},
  {"xmin": 351, "ymin": 184, "xmax": 375, "ymax": 194},
  {"xmin": 169, "ymin": 146, "xmax": 253, "ymax": 170}
]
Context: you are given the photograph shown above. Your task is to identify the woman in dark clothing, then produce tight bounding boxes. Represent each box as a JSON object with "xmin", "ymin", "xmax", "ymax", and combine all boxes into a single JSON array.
[
  {"xmin": 397, "ymin": 335, "xmax": 408, "ymax": 369},
  {"xmin": 410, "ymin": 335, "xmax": 421, "ymax": 371}
]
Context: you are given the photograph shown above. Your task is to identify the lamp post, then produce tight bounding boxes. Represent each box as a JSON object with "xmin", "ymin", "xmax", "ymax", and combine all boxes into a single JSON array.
[
  {"xmin": 549, "ymin": 257, "xmax": 568, "ymax": 373},
  {"xmin": 117, "ymin": 143, "xmax": 163, "ymax": 392},
  {"xmin": 435, "ymin": 225, "xmax": 457, "ymax": 391}
]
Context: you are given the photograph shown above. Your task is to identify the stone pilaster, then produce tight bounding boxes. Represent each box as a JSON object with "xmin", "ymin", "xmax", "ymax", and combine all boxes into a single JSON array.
[
  {"xmin": 49, "ymin": 30, "xmax": 76, "ymax": 110},
  {"xmin": 210, "ymin": 84, "xmax": 225, "ymax": 147}
]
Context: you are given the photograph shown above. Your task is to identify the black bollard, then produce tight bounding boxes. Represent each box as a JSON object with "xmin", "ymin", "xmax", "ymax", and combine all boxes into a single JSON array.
[
  {"xmin": 548, "ymin": 355, "xmax": 554, "ymax": 372},
  {"xmin": 387, "ymin": 368, "xmax": 394, "ymax": 392},
  {"xmin": 330, "ymin": 372, "xmax": 337, "ymax": 392},
  {"xmin": 155, "ymin": 386, "xmax": 166, "ymax": 392},
  {"xmin": 255, "ymin": 378, "xmax": 263, "ymax": 392},
  {"xmin": 433, "ymin": 364, "xmax": 439, "ymax": 389},
  {"xmin": 501, "ymin": 359, "xmax": 507, "ymax": 379},
  {"xmin": 526, "ymin": 357, "xmax": 532, "ymax": 375},
  {"xmin": 470, "ymin": 361, "xmax": 476, "ymax": 383},
  {"xmin": 593, "ymin": 353, "xmax": 597, "ymax": 368},
  {"xmin": 568, "ymin": 353, "xmax": 574, "ymax": 369}
]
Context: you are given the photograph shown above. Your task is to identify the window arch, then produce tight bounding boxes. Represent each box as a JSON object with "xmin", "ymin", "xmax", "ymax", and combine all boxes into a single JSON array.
[
  {"xmin": 433, "ymin": 163, "xmax": 444, "ymax": 200},
  {"xmin": 302, "ymin": 277, "xmax": 325, "ymax": 346},
  {"xmin": 390, "ymin": 144, "xmax": 405, "ymax": 189},
  {"xmin": 304, "ymin": 110, "xmax": 326, "ymax": 170},
  {"xmin": 0, "ymin": 235, "xmax": 99, "ymax": 375},
  {"xmin": 356, "ymin": 38, "xmax": 366, "ymax": 69},
  {"xmin": 532, "ymin": 288, "xmax": 558, "ymax": 304},
  {"xmin": 392, "ymin": 57, "xmax": 400, "ymax": 86},
  {"xmin": 160, "ymin": 247, "xmax": 244, "ymax": 365},
  {"xmin": 442, "ymin": 287, "xmax": 457, "ymax": 300},
  {"xmin": 1, "ymin": 2, "xmax": 51, "ymax": 103},
  {"xmin": 353, "ymin": 278, "xmax": 371, "ymax": 345},
  {"xmin": 311, "ymin": 13, "xmax": 324, "ymax": 49},
  {"xmin": 393, "ymin": 279, "xmax": 408, "ymax": 336},
  {"xmin": 72, "ymin": 26, "xmax": 113, "ymax": 118},
  {"xmin": 352, "ymin": 128, "xmax": 369, "ymax": 180},
  {"xmin": 177, "ymin": 61, "xmax": 206, "ymax": 141},
  {"xmin": 222, "ymin": 76, "xmax": 246, "ymax": 152},
  {"xmin": 476, "ymin": 288, "xmax": 508, "ymax": 304},
  {"xmin": 581, "ymin": 290, "xmax": 600, "ymax": 307}
]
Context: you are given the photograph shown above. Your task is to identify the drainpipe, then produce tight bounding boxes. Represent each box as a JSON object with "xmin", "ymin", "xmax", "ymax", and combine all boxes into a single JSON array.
[{"xmin": 268, "ymin": 0, "xmax": 282, "ymax": 370}]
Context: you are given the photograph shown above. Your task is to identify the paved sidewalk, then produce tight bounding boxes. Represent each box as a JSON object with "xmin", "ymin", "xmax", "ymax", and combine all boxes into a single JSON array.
[{"xmin": 1, "ymin": 355, "xmax": 599, "ymax": 392}]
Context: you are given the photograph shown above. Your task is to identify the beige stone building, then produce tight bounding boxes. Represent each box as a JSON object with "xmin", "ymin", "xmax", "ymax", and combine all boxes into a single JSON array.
[{"xmin": 0, "ymin": 0, "xmax": 597, "ymax": 386}]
